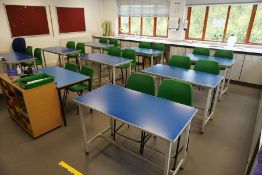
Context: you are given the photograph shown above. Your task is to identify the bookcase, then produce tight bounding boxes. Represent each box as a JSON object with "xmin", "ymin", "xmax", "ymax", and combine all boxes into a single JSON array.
[{"xmin": 0, "ymin": 74, "xmax": 62, "ymax": 138}]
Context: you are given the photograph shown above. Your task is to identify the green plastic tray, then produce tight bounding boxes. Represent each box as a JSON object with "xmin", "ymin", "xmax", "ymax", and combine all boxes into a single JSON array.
[{"xmin": 17, "ymin": 73, "xmax": 55, "ymax": 89}]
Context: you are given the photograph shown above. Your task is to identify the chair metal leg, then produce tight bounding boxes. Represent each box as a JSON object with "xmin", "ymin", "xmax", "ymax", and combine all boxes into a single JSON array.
[
  {"xmin": 125, "ymin": 68, "xmax": 128, "ymax": 86},
  {"xmin": 121, "ymin": 68, "xmax": 124, "ymax": 84}
]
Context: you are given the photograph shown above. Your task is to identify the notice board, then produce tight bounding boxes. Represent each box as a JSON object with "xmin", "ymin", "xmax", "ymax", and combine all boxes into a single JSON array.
[
  {"xmin": 56, "ymin": 7, "xmax": 86, "ymax": 33},
  {"xmin": 5, "ymin": 5, "xmax": 50, "ymax": 37}
]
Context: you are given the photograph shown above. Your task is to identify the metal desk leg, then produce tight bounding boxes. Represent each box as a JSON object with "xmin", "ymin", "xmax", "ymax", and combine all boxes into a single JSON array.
[
  {"xmin": 161, "ymin": 53, "xmax": 164, "ymax": 64},
  {"xmin": 33, "ymin": 59, "xmax": 37, "ymax": 69},
  {"xmin": 219, "ymin": 68, "xmax": 228, "ymax": 101},
  {"xmin": 163, "ymin": 141, "xmax": 172, "ymax": 175},
  {"xmin": 180, "ymin": 122, "xmax": 191, "ymax": 169},
  {"xmin": 201, "ymin": 88, "xmax": 212, "ymax": 133},
  {"xmin": 58, "ymin": 89, "xmax": 67, "ymax": 126},
  {"xmin": 58, "ymin": 54, "xmax": 62, "ymax": 67},
  {"xmin": 9, "ymin": 63, "xmax": 12, "ymax": 70},
  {"xmin": 112, "ymin": 66, "xmax": 116, "ymax": 84},
  {"xmin": 151, "ymin": 55, "xmax": 153, "ymax": 66},
  {"xmin": 210, "ymin": 83, "xmax": 221, "ymax": 120},
  {"xmin": 43, "ymin": 51, "xmax": 47, "ymax": 68},
  {"xmin": 225, "ymin": 67, "xmax": 232, "ymax": 93},
  {"xmin": 99, "ymin": 64, "xmax": 102, "ymax": 83},
  {"xmin": 79, "ymin": 105, "xmax": 89, "ymax": 154},
  {"xmin": 129, "ymin": 62, "xmax": 132, "ymax": 75}
]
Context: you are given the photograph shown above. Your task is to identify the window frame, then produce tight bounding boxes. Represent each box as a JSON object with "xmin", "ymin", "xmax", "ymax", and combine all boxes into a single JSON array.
[
  {"xmin": 118, "ymin": 16, "xmax": 169, "ymax": 38},
  {"xmin": 185, "ymin": 4, "xmax": 261, "ymax": 45}
]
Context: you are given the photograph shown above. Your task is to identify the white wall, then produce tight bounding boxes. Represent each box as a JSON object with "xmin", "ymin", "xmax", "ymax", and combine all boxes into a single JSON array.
[{"xmin": 0, "ymin": 0, "xmax": 103, "ymax": 67}]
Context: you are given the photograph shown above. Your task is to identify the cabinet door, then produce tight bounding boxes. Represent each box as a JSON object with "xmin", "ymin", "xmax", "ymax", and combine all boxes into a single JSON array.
[
  {"xmin": 240, "ymin": 55, "xmax": 262, "ymax": 85},
  {"xmin": 170, "ymin": 46, "xmax": 186, "ymax": 56},
  {"xmin": 230, "ymin": 54, "xmax": 245, "ymax": 81}
]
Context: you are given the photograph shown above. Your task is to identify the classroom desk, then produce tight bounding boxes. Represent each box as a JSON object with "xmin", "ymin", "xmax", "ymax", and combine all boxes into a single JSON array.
[
  {"xmin": 122, "ymin": 46, "xmax": 163, "ymax": 66},
  {"xmin": 182, "ymin": 53, "xmax": 235, "ymax": 100},
  {"xmin": 42, "ymin": 46, "xmax": 80, "ymax": 67},
  {"xmin": 37, "ymin": 66, "xmax": 90, "ymax": 126},
  {"xmin": 84, "ymin": 41, "xmax": 114, "ymax": 53},
  {"xmin": 74, "ymin": 84, "xmax": 198, "ymax": 175},
  {"xmin": 0, "ymin": 52, "xmax": 36, "ymax": 71},
  {"xmin": 142, "ymin": 64, "xmax": 224, "ymax": 133},
  {"xmin": 79, "ymin": 53, "xmax": 131, "ymax": 84}
]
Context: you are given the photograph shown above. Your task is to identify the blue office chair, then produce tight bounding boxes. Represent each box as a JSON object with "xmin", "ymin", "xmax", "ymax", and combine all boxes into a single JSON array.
[{"xmin": 12, "ymin": 37, "xmax": 26, "ymax": 53}]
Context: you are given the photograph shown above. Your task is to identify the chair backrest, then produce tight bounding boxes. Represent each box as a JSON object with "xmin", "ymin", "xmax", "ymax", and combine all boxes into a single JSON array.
[
  {"xmin": 66, "ymin": 41, "xmax": 75, "ymax": 49},
  {"xmin": 193, "ymin": 47, "xmax": 210, "ymax": 56},
  {"xmin": 109, "ymin": 38, "xmax": 118, "ymax": 46},
  {"xmin": 108, "ymin": 46, "xmax": 121, "ymax": 57},
  {"xmin": 34, "ymin": 48, "xmax": 43, "ymax": 64},
  {"xmin": 76, "ymin": 42, "xmax": 85, "ymax": 55},
  {"xmin": 151, "ymin": 43, "xmax": 164, "ymax": 51},
  {"xmin": 157, "ymin": 79, "xmax": 192, "ymax": 106},
  {"xmin": 138, "ymin": 42, "xmax": 150, "ymax": 49},
  {"xmin": 169, "ymin": 55, "xmax": 191, "ymax": 69},
  {"xmin": 80, "ymin": 65, "xmax": 94, "ymax": 89},
  {"xmin": 194, "ymin": 60, "xmax": 220, "ymax": 75},
  {"xmin": 99, "ymin": 37, "xmax": 108, "ymax": 44},
  {"xmin": 127, "ymin": 72, "xmax": 156, "ymax": 96},
  {"xmin": 122, "ymin": 49, "xmax": 136, "ymax": 63},
  {"xmin": 65, "ymin": 63, "xmax": 78, "ymax": 72},
  {"xmin": 214, "ymin": 49, "xmax": 233, "ymax": 59},
  {"xmin": 25, "ymin": 46, "xmax": 33, "ymax": 56},
  {"xmin": 12, "ymin": 37, "xmax": 26, "ymax": 53}
]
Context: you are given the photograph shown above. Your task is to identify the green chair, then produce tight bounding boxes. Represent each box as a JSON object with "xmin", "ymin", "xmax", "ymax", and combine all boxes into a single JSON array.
[
  {"xmin": 76, "ymin": 42, "xmax": 86, "ymax": 56},
  {"xmin": 21, "ymin": 46, "xmax": 33, "ymax": 67},
  {"xmin": 214, "ymin": 49, "xmax": 233, "ymax": 59},
  {"xmin": 109, "ymin": 38, "xmax": 118, "ymax": 46},
  {"xmin": 157, "ymin": 79, "xmax": 192, "ymax": 106},
  {"xmin": 169, "ymin": 55, "xmax": 191, "ymax": 69},
  {"xmin": 117, "ymin": 49, "xmax": 136, "ymax": 85},
  {"xmin": 25, "ymin": 46, "xmax": 33, "ymax": 56},
  {"xmin": 194, "ymin": 60, "xmax": 220, "ymax": 75},
  {"xmin": 108, "ymin": 46, "xmax": 121, "ymax": 57},
  {"xmin": 64, "ymin": 66, "xmax": 94, "ymax": 112},
  {"xmin": 193, "ymin": 47, "xmax": 210, "ymax": 56},
  {"xmin": 66, "ymin": 41, "xmax": 75, "ymax": 49},
  {"xmin": 127, "ymin": 72, "xmax": 156, "ymax": 96},
  {"xmin": 99, "ymin": 37, "xmax": 108, "ymax": 43},
  {"xmin": 138, "ymin": 42, "xmax": 150, "ymax": 49},
  {"xmin": 33, "ymin": 48, "xmax": 44, "ymax": 69},
  {"xmin": 139, "ymin": 79, "xmax": 193, "ymax": 155},
  {"xmin": 65, "ymin": 63, "xmax": 78, "ymax": 72},
  {"xmin": 66, "ymin": 41, "xmax": 78, "ymax": 63}
]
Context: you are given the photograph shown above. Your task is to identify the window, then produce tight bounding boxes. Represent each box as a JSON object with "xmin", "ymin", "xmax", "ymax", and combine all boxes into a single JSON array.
[
  {"xmin": 119, "ymin": 16, "xmax": 129, "ymax": 34},
  {"xmin": 205, "ymin": 5, "xmax": 228, "ymax": 41},
  {"xmin": 188, "ymin": 6, "xmax": 206, "ymax": 39},
  {"xmin": 186, "ymin": 4, "xmax": 262, "ymax": 44},
  {"xmin": 156, "ymin": 17, "xmax": 168, "ymax": 36},
  {"xmin": 226, "ymin": 4, "xmax": 253, "ymax": 42},
  {"xmin": 130, "ymin": 17, "xmax": 141, "ymax": 35},
  {"xmin": 118, "ymin": 16, "xmax": 168, "ymax": 37},
  {"xmin": 249, "ymin": 5, "xmax": 262, "ymax": 43},
  {"xmin": 142, "ymin": 17, "xmax": 154, "ymax": 36}
]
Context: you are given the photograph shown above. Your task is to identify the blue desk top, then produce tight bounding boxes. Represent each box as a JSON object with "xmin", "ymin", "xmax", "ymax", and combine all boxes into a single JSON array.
[
  {"xmin": 183, "ymin": 53, "xmax": 235, "ymax": 67},
  {"xmin": 123, "ymin": 47, "xmax": 163, "ymax": 56},
  {"xmin": 37, "ymin": 66, "xmax": 89, "ymax": 89},
  {"xmin": 80, "ymin": 53, "xmax": 131, "ymax": 66},
  {"xmin": 42, "ymin": 46, "xmax": 79, "ymax": 55},
  {"xmin": 74, "ymin": 84, "xmax": 197, "ymax": 141},
  {"xmin": 84, "ymin": 41, "xmax": 114, "ymax": 49},
  {"xmin": 142, "ymin": 64, "xmax": 224, "ymax": 88},
  {"xmin": 0, "ymin": 51, "xmax": 35, "ymax": 64}
]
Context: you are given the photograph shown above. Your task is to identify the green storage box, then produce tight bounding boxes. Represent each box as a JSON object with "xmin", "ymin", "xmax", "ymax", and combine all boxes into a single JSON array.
[{"xmin": 17, "ymin": 73, "xmax": 55, "ymax": 89}]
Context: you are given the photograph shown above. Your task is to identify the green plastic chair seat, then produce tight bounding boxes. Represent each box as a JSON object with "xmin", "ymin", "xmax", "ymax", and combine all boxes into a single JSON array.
[
  {"xmin": 193, "ymin": 47, "xmax": 210, "ymax": 56},
  {"xmin": 22, "ymin": 48, "xmax": 43, "ymax": 67},
  {"xmin": 127, "ymin": 72, "xmax": 156, "ymax": 96},
  {"xmin": 139, "ymin": 42, "xmax": 150, "ymax": 49},
  {"xmin": 108, "ymin": 46, "xmax": 121, "ymax": 57},
  {"xmin": 66, "ymin": 83, "xmax": 89, "ymax": 92},
  {"xmin": 65, "ymin": 63, "xmax": 78, "ymax": 72},
  {"xmin": 169, "ymin": 55, "xmax": 191, "ymax": 69},
  {"xmin": 76, "ymin": 42, "xmax": 86, "ymax": 56},
  {"xmin": 99, "ymin": 37, "xmax": 108, "ymax": 43},
  {"xmin": 214, "ymin": 49, "xmax": 233, "ymax": 70},
  {"xmin": 157, "ymin": 79, "xmax": 192, "ymax": 106},
  {"xmin": 194, "ymin": 60, "xmax": 220, "ymax": 75},
  {"xmin": 117, "ymin": 49, "xmax": 136, "ymax": 69}
]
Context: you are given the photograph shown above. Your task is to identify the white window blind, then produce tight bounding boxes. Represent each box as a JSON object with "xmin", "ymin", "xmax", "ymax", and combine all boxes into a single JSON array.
[
  {"xmin": 117, "ymin": 0, "xmax": 170, "ymax": 17},
  {"xmin": 186, "ymin": 0, "xmax": 262, "ymax": 6}
]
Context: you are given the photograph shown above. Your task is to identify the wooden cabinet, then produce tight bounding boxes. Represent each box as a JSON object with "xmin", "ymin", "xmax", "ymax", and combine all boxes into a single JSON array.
[{"xmin": 0, "ymin": 74, "xmax": 62, "ymax": 138}]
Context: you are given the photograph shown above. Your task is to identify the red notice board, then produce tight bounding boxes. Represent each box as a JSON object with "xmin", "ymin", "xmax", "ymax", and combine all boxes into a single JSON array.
[
  {"xmin": 5, "ymin": 5, "xmax": 49, "ymax": 37},
  {"xmin": 56, "ymin": 7, "xmax": 86, "ymax": 33}
]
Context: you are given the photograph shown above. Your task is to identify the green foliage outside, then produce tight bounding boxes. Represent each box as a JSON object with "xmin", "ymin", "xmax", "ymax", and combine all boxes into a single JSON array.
[
  {"xmin": 130, "ymin": 17, "xmax": 141, "ymax": 35},
  {"xmin": 142, "ymin": 17, "xmax": 154, "ymax": 35},
  {"xmin": 120, "ymin": 16, "xmax": 129, "ymax": 33},
  {"xmin": 188, "ymin": 6, "xmax": 205, "ymax": 38},
  {"xmin": 156, "ymin": 17, "xmax": 168, "ymax": 36},
  {"xmin": 249, "ymin": 5, "xmax": 262, "ymax": 43}
]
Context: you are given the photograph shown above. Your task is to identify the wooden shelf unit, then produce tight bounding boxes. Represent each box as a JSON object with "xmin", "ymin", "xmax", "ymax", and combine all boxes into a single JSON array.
[{"xmin": 0, "ymin": 74, "xmax": 62, "ymax": 138}]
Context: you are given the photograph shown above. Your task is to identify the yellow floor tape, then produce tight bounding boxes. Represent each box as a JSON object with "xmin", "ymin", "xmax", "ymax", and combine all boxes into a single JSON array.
[{"xmin": 59, "ymin": 161, "xmax": 84, "ymax": 175}]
